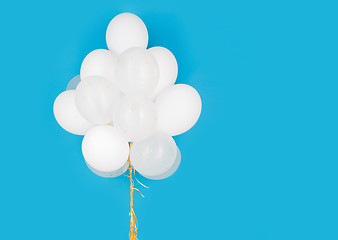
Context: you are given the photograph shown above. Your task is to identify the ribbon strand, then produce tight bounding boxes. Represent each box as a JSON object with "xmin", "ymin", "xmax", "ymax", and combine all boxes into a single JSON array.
[
  {"xmin": 127, "ymin": 153, "xmax": 137, "ymax": 240},
  {"xmin": 126, "ymin": 143, "xmax": 149, "ymax": 240}
]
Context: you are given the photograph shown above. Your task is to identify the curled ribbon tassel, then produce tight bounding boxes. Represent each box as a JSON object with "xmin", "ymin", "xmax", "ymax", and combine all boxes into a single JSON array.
[{"xmin": 125, "ymin": 143, "xmax": 149, "ymax": 240}]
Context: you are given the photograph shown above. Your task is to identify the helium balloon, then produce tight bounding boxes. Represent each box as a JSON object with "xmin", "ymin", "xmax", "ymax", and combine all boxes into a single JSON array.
[
  {"xmin": 75, "ymin": 76, "xmax": 121, "ymax": 125},
  {"xmin": 155, "ymin": 84, "xmax": 202, "ymax": 136},
  {"xmin": 66, "ymin": 75, "xmax": 81, "ymax": 90},
  {"xmin": 113, "ymin": 96, "xmax": 157, "ymax": 142},
  {"xmin": 80, "ymin": 49, "xmax": 118, "ymax": 84},
  {"xmin": 130, "ymin": 131, "xmax": 178, "ymax": 178},
  {"xmin": 82, "ymin": 125, "xmax": 129, "ymax": 172},
  {"xmin": 86, "ymin": 160, "xmax": 129, "ymax": 178},
  {"xmin": 148, "ymin": 47, "xmax": 178, "ymax": 99},
  {"xmin": 116, "ymin": 47, "xmax": 159, "ymax": 97},
  {"xmin": 53, "ymin": 90, "xmax": 94, "ymax": 135},
  {"xmin": 141, "ymin": 147, "xmax": 181, "ymax": 180},
  {"xmin": 106, "ymin": 13, "xmax": 148, "ymax": 55}
]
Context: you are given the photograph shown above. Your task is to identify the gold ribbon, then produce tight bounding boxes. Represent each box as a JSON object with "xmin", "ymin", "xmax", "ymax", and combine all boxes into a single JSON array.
[{"xmin": 125, "ymin": 143, "xmax": 149, "ymax": 240}]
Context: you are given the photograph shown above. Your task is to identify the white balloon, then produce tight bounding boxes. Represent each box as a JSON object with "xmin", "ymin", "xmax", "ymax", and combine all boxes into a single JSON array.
[
  {"xmin": 106, "ymin": 13, "xmax": 148, "ymax": 55},
  {"xmin": 75, "ymin": 76, "xmax": 121, "ymax": 125},
  {"xmin": 130, "ymin": 131, "xmax": 178, "ymax": 178},
  {"xmin": 142, "ymin": 147, "xmax": 181, "ymax": 180},
  {"xmin": 53, "ymin": 90, "xmax": 94, "ymax": 135},
  {"xmin": 66, "ymin": 75, "xmax": 81, "ymax": 90},
  {"xmin": 113, "ymin": 96, "xmax": 157, "ymax": 142},
  {"xmin": 155, "ymin": 84, "xmax": 202, "ymax": 136},
  {"xmin": 116, "ymin": 47, "xmax": 159, "ymax": 97},
  {"xmin": 148, "ymin": 47, "xmax": 178, "ymax": 99},
  {"xmin": 80, "ymin": 49, "xmax": 118, "ymax": 84},
  {"xmin": 86, "ymin": 160, "xmax": 129, "ymax": 178},
  {"xmin": 82, "ymin": 125, "xmax": 129, "ymax": 172}
]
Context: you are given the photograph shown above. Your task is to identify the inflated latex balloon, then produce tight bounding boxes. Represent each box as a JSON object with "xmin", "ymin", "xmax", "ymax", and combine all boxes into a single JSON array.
[
  {"xmin": 82, "ymin": 125, "xmax": 129, "ymax": 172},
  {"xmin": 156, "ymin": 84, "xmax": 202, "ymax": 136},
  {"xmin": 75, "ymin": 76, "xmax": 121, "ymax": 125},
  {"xmin": 80, "ymin": 49, "xmax": 118, "ymax": 84},
  {"xmin": 66, "ymin": 75, "xmax": 81, "ymax": 90},
  {"xmin": 86, "ymin": 160, "xmax": 129, "ymax": 178},
  {"xmin": 53, "ymin": 90, "xmax": 94, "ymax": 135},
  {"xmin": 141, "ymin": 147, "xmax": 181, "ymax": 180},
  {"xmin": 116, "ymin": 47, "xmax": 159, "ymax": 97},
  {"xmin": 113, "ymin": 96, "xmax": 157, "ymax": 142},
  {"xmin": 148, "ymin": 47, "xmax": 178, "ymax": 99},
  {"xmin": 130, "ymin": 131, "xmax": 178, "ymax": 178},
  {"xmin": 106, "ymin": 13, "xmax": 148, "ymax": 55}
]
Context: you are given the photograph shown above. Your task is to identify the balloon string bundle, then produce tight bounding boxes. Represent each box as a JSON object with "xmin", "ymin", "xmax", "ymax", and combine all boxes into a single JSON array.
[
  {"xmin": 125, "ymin": 143, "xmax": 149, "ymax": 240},
  {"xmin": 127, "ymin": 158, "xmax": 137, "ymax": 240}
]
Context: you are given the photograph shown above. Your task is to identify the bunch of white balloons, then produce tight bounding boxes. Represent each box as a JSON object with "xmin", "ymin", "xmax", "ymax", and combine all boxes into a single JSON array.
[{"xmin": 53, "ymin": 13, "xmax": 202, "ymax": 180}]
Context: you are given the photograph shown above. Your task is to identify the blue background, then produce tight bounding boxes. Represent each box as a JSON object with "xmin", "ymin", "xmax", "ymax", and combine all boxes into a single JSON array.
[{"xmin": 0, "ymin": 0, "xmax": 337, "ymax": 239}]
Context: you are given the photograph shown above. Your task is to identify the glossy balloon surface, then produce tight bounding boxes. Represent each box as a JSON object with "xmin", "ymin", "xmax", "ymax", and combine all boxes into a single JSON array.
[
  {"xmin": 130, "ymin": 131, "xmax": 178, "ymax": 177},
  {"xmin": 156, "ymin": 84, "xmax": 202, "ymax": 136},
  {"xmin": 66, "ymin": 75, "xmax": 81, "ymax": 90},
  {"xmin": 148, "ymin": 47, "xmax": 178, "ymax": 99},
  {"xmin": 116, "ymin": 48, "xmax": 159, "ymax": 97},
  {"xmin": 114, "ymin": 96, "xmax": 157, "ymax": 142},
  {"xmin": 82, "ymin": 126, "xmax": 129, "ymax": 172},
  {"xmin": 53, "ymin": 90, "xmax": 94, "ymax": 135},
  {"xmin": 86, "ymin": 160, "xmax": 129, "ymax": 178},
  {"xmin": 75, "ymin": 76, "xmax": 121, "ymax": 125},
  {"xmin": 106, "ymin": 13, "xmax": 148, "ymax": 55},
  {"xmin": 141, "ymin": 147, "xmax": 181, "ymax": 180},
  {"xmin": 80, "ymin": 49, "xmax": 118, "ymax": 84}
]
